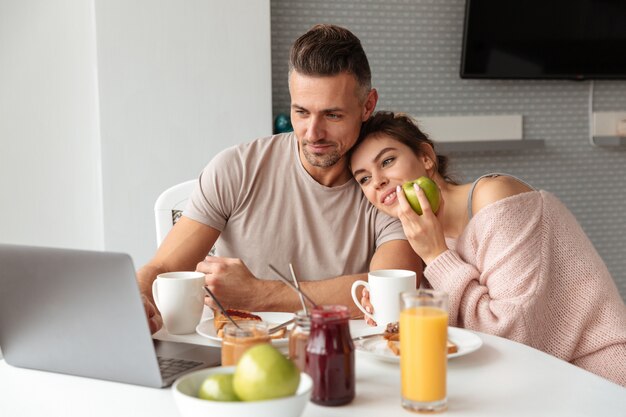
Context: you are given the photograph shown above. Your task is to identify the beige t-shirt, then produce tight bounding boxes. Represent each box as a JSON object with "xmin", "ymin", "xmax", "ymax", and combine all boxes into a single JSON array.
[{"xmin": 184, "ymin": 132, "xmax": 407, "ymax": 282}]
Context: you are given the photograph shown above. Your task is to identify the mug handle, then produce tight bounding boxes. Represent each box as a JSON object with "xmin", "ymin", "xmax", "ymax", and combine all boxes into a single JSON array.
[
  {"xmin": 351, "ymin": 280, "xmax": 374, "ymax": 321},
  {"xmin": 151, "ymin": 279, "xmax": 161, "ymax": 310}
]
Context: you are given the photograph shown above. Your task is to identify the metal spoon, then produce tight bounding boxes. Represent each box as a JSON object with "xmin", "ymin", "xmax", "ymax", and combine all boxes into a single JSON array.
[
  {"xmin": 268, "ymin": 264, "xmax": 318, "ymax": 308},
  {"xmin": 289, "ymin": 263, "xmax": 308, "ymax": 315},
  {"xmin": 203, "ymin": 286, "xmax": 241, "ymax": 329},
  {"xmin": 268, "ymin": 317, "xmax": 295, "ymax": 335}
]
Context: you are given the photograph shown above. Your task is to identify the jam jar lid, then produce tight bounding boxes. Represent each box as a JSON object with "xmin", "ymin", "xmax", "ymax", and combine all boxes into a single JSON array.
[{"xmin": 310, "ymin": 304, "xmax": 349, "ymax": 322}]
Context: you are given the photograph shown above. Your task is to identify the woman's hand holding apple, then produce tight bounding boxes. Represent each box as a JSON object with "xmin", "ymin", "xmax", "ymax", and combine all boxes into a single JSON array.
[{"xmin": 395, "ymin": 184, "xmax": 449, "ymax": 265}]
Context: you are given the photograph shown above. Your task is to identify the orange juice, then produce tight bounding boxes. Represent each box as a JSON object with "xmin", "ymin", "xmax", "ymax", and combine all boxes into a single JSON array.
[{"xmin": 400, "ymin": 306, "xmax": 448, "ymax": 403}]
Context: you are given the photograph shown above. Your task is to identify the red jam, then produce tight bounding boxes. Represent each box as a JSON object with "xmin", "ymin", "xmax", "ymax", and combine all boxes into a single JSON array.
[{"xmin": 305, "ymin": 305, "xmax": 355, "ymax": 406}]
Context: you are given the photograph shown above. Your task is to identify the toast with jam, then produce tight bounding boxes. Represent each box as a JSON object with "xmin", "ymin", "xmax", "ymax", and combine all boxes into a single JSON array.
[{"xmin": 214, "ymin": 309, "xmax": 286, "ymax": 339}]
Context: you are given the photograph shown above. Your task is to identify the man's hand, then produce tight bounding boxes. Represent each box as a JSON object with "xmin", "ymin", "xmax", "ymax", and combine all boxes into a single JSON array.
[
  {"xmin": 142, "ymin": 294, "xmax": 163, "ymax": 334},
  {"xmin": 197, "ymin": 256, "xmax": 263, "ymax": 310}
]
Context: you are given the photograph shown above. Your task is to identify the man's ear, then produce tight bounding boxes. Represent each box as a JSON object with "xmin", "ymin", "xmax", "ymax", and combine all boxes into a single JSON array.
[{"xmin": 362, "ymin": 88, "xmax": 378, "ymax": 121}]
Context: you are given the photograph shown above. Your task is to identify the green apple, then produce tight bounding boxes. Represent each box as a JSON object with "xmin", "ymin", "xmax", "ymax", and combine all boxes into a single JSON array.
[
  {"xmin": 233, "ymin": 343, "xmax": 300, "ymax": 401},
  {"xmin": 198, "ymin": 373, "xmax": 240, "ymax": 401},
  {"xmin": 402, "ymin": 176, "xmax": 441, "ymax": 215}
]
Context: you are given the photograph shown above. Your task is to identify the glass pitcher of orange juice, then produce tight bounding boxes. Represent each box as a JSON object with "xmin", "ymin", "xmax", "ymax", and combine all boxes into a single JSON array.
[{"xmin": 400, "ymin": 289, "xmax": 448, "ymax": 413}]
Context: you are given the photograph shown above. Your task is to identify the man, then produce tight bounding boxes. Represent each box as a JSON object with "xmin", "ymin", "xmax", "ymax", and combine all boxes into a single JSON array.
[{"xmin": 139, "ymin": 24, "xmax": 422, "ymax": 333}]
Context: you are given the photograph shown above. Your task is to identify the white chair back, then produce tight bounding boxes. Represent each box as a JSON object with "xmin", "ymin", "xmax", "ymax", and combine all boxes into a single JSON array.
[{"xmin": 154, "ymin": 179, "xmax": 196, "ymax": 247}]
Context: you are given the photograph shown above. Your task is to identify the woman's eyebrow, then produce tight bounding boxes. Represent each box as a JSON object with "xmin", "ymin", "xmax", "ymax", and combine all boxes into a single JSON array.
[
  {"xmin": 352, "ymin": 167, "xmax": 367, "ymax": 177},
  {"xmin": 372, "ymin": 147, "xmax": 397, "ymax": 163},
  {"xmin": 352, "ymin": 147, "xmax": 397, "ymax": 177}
]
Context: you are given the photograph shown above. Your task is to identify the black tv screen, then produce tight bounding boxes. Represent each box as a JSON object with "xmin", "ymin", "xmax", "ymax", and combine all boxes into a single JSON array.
[{"xmin": 461, "ymin": 0, "xmax": 626, "ymax": 80}]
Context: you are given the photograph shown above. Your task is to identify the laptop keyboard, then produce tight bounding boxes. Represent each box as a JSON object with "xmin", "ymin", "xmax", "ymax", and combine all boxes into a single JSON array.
[{"xmin": 157, "ymin": 356, "xmax": 203, "ymax": 380}]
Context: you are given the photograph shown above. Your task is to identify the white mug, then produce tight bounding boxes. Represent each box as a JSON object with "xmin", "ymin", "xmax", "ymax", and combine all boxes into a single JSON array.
[
  {"xmin": 351, "ymin": 269, "xmax": 417, "ymax": 326},
  {"xmin": 152, "ymin": 271, "xmax": 205, "ymax": 335}
]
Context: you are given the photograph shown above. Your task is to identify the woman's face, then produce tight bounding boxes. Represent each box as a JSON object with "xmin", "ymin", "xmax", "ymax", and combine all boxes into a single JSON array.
[{"xmin": 351, "ymin": 133, "xmax": 430, "ymax": 217}]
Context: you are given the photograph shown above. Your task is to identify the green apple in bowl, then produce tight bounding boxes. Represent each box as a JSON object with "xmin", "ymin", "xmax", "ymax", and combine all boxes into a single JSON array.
[
  {"xmin": 233, "ymin": 343, "xmax": 300, "ymax": 401},
  {"xmin": 198, "ymin": 373, "xmax": 240, "ymax": 402},
  {"xmin": 172, "ymin": 366, "xmax": 313, "ymax": 417},
  {"xmin": 402, "ymin": 176, "xmax": 441, "ymax": 215}
]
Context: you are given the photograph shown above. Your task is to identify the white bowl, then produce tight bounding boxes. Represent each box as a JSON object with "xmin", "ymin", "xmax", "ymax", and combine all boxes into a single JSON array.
[{"xmin": 172, "ymin": 366, "xmax": 313, "ymax": 417}]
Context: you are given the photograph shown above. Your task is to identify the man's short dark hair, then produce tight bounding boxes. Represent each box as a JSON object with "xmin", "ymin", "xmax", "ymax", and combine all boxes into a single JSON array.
[{"xmin": 289, "ymin": 24, "xmax": 372, "ymax": 97}]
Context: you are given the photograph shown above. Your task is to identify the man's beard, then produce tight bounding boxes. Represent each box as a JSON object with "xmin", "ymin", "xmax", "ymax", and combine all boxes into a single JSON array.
[{"xmin": 302, "ymin": 144, "xmax": 341, "ymax": 168}]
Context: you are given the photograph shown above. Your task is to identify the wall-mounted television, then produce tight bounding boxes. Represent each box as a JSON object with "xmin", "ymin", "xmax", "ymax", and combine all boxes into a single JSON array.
[{"xmin": 460, "ymin": 0, "xmax": 626, "ymax": 80}]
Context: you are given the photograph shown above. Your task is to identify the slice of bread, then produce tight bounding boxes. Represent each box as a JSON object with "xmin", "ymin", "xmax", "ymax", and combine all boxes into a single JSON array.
[
  {"xmin": 213, "ymin": 309, "xmax": 288, "ymax": 339},
  {"xmin": 387, "ymin": 339, "xmax": 401, "ymax": 355},
  {"xmin": 213, "ymin": 309, "xmax": 262, "ymax": 332},
  {"xmin": 268, "ymin": 327, "xmax": 287, "ymax": 339},
  {"xmin": 383, "ymin": 321, "xmax": 399, "ymax": 342},
  {"xmin": 216, "ymin": 324, "xmax": 286, "ymax": 339}
]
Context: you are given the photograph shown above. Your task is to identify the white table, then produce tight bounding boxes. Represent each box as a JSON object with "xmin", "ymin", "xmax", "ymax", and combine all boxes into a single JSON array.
[{"xmin": 1, "ymin": 321, "xmax": 624, "ymax": 417}]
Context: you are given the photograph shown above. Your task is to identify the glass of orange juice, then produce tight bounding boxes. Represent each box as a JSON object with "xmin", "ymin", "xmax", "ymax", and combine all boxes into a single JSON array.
[{"xmin": 400, "ymin": 289, "xmax": 448, "ymax": 413}]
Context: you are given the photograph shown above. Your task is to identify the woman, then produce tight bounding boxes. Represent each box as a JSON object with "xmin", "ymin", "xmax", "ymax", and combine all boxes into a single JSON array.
[{"xmin": 350, "ymin": 111, "xmax": 626, "ymax": 386}]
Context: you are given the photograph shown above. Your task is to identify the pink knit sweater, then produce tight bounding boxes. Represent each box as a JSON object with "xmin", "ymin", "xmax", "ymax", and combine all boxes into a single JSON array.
[{"xmin": 425, "ymin": 190, "xmax": 626, "ymax": 386}]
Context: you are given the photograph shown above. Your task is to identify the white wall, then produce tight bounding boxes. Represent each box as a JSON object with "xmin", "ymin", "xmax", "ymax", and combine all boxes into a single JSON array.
[
  {"xmin": 0, "ymin": 0, "xmax": 272, "ymax": 266},
  {"xmin": 0, "ymin": 0, "xmax": 104, "ymax": 250},
  {"xmin": 94, "ymin": 0, "xmax": 272, "ymax": 266}
]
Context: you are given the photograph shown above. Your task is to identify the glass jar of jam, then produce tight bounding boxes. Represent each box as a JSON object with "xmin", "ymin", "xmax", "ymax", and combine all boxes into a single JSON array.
[
  {"xmin": 221, "ymin": 322, "xmax": 270, "ymax": 366},
  {"xmin": 305, "ymin": 305, "xmax": 355, "ymax": 406},
  {"xmin": 288, "ymin": 310, "xmax": 310, "ymax": 372}
]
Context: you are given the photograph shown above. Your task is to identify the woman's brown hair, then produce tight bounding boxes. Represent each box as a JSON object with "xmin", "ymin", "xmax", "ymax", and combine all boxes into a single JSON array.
[{"xmin": 354, "ymin": 111, "xmax": 455, "ymax": 183}]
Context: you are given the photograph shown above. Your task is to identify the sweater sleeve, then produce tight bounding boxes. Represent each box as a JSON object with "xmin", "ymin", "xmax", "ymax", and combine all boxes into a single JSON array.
[{"xmin": 425, "ymin": 191, "xmax": 544, "ymax": 340}]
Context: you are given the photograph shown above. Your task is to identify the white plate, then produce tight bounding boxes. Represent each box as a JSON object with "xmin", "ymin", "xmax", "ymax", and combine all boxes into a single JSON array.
[
  {"xmin": 195, "ymin": 312, "xmax": 294, "ymax": 346},
  {"xmin": 353, "ymin": 327, "xmax": 483, "ymax": 363}
]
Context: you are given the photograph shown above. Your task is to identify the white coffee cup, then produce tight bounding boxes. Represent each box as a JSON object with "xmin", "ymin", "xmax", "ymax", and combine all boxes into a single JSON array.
[
  {"xmin": 152, "ymin": 271, "xmax": 205, "ymax": 335},
  {"xmin": 351, "ymin": 269, "xmax": 417, "ymax": 326}
]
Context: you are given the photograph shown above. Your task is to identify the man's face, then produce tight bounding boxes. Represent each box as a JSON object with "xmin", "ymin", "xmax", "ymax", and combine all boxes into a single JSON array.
[{"xmin": 289, "ymin": 71, "xmax": 375, "ymax": 170}]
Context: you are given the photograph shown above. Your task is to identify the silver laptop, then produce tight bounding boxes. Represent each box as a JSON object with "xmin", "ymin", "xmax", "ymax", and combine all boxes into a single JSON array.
[{"xmin": 0, "ymin": 244, "xmax": 220, "ymax": 388}]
